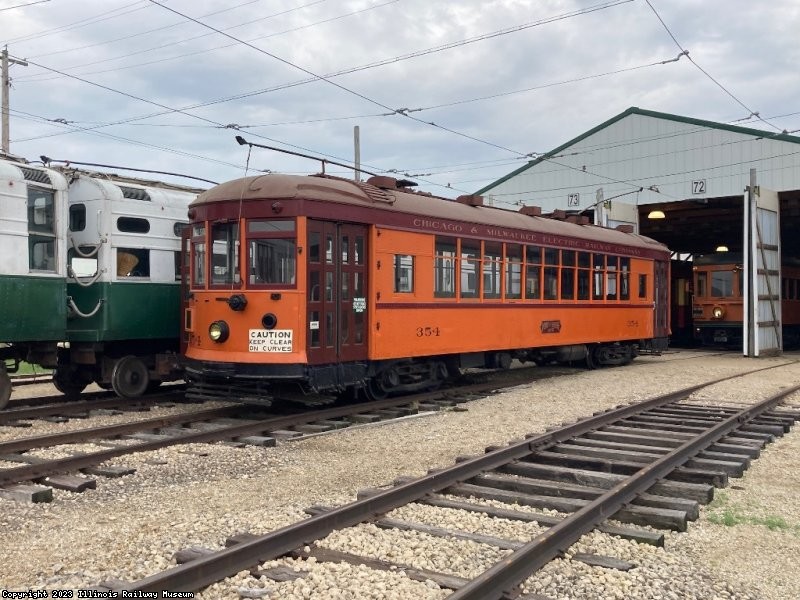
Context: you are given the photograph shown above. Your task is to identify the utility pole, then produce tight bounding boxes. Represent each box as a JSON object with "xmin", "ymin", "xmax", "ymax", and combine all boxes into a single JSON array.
[{"xmin": 2, "ymin": 47, "xmax": 28, "ymax": 154}]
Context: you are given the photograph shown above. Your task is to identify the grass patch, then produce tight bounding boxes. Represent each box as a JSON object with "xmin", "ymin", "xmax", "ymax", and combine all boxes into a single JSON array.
[
  {"xmin": 7, "ymin": 361, "xmax": 51, "ymax": 377},
  {"xmin": 705, "ymin": 493, "xmax": 799, "ymax": 533}
]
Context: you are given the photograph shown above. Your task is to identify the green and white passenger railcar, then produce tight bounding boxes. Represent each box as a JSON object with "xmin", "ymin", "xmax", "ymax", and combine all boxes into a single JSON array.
[
  {"xmin": 0, "ymin": 157, "xmax": 69, "ymax": 408},
  {"xmin": 60, "ymin": 172, "xmax": 200, "ymax": 397}
]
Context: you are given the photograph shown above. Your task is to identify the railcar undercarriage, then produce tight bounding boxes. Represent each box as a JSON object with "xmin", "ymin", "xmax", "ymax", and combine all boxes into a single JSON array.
[{"xmin": 184, "ymin": 340, "xmax": 655, "ymax": 406}]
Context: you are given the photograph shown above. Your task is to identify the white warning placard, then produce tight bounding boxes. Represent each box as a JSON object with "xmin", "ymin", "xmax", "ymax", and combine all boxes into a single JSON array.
[{"xmin": 248, "ymin": 329, "xmax": 293, "ymax": 352}]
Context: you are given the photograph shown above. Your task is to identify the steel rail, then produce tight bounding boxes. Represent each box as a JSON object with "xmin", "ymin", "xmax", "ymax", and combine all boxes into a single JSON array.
[
  {"xmin": 119, "ymin": 381, "xmax": 718, "ymax": 593},
  {"xmin": 0, "ymin": 405, "xmax": 245, "ymax": 454},
  {"xmin": 0, "ymin": 391, "xmax": 184, "ymax": 424},
  {"xmin": 449, "ymin": 381, "xmax": 800, "ymax": 600},
  {"xmin": 0, "ymin": 381, "xmax": 501, "ymax": 487}
]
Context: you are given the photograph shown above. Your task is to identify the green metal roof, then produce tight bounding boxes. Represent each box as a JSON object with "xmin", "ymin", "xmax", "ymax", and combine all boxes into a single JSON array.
[{"xmin": 475, "ymin": 106, "xmax": 800, "ymax": 195}]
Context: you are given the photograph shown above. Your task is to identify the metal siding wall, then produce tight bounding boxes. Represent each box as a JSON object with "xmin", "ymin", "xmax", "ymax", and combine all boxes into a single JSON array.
[{"xmin": 484, "ymin": 114, "xmax": 800, "ymax": 212}]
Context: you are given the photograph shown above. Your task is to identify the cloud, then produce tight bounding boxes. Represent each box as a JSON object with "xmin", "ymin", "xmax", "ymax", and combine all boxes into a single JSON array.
[{"xmin": 2, "ymin": 0, "xmax": 798, "ymax": 194}]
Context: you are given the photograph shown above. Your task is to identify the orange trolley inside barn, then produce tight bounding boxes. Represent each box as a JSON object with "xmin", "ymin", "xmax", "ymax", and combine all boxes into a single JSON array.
[
  {"xmin": 182, "ymin": 174, "xmax": 671, "ymax": 404},
  {"xmin": 692, "ymin": 253, "xmax": 800, "ymax": 348}
]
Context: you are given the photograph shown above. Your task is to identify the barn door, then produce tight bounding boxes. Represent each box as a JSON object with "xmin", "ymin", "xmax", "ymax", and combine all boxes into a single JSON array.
[
  {"xmin": 306, "ymin": 220, "xmax": 368, "ymax": 365},
  {"xmin": 743, "ymin": 173, "xmax": 781, "ymax": 357},
  {"xmin": 653, "ymin": 259, "xmax": 670, "ymax": 339}
]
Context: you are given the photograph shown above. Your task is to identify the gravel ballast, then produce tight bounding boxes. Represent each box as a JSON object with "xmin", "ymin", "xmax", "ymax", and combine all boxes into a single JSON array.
[{"xmin": 1, "ymin": 350, "xmax": 799, "ymax": 599}]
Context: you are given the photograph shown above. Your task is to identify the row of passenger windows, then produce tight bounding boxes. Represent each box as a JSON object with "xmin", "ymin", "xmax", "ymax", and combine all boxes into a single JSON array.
[{"xmin": 393, "ymin": 237, "xmax": 647, "ymax": 301}]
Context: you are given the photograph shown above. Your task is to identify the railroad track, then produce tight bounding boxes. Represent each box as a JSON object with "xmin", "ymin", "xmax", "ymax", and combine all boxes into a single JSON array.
[
  {"xmin": 0, "ymin": 377, "xmax": 537, "ymax": 498},
  {"xmin": 91, "ymin": 367, "xmax": 800, "ymax": 597}
]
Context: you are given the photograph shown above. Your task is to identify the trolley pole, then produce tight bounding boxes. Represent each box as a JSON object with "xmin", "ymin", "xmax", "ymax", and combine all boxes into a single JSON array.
[
  {"xmin": 353, "ymin": 125, "xmax": 361, "ymax": 181},
  {"xmin": 1, "ymin": 47, "xmax": 28, "ymax": 154}
]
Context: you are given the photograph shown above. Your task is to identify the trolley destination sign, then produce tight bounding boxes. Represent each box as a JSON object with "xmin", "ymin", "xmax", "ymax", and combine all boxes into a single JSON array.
[{"xmin": 408, "ymin": 217, "xmax": 645, "ymax": 257}]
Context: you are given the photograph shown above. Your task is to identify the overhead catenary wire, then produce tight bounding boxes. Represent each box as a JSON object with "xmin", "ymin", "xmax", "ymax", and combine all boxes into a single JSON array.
[{"xmin": 644, "ymin": 0, "xmax": 783, "ymax": 133}]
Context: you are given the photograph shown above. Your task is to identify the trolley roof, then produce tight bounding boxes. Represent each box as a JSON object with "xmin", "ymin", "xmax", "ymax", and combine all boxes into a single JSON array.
[{"xmin": 193, "ymin": 174, "xmax": 669, "ymax": 258}]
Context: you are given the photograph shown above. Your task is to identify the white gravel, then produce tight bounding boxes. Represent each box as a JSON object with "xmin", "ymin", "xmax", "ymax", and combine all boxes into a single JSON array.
[{"xmin": 1, "ymin": 350, "xmax": 799, "ymax": 599}]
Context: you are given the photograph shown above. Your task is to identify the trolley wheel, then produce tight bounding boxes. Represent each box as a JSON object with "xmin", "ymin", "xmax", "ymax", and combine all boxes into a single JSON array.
[
  {"xmin": 363, "ymin": 376, "xmax": 389, "ymax": 401},
  {"xmin": 0, "ymin": 365, "xmax": 11, "ymax": 410},
  {"xmin": 111, "ymin": 356, "xmax": 150, "ymax": 399},
  {"xmin": 53, "ymin": 366, "xmax": 87, "ymax": 400}
]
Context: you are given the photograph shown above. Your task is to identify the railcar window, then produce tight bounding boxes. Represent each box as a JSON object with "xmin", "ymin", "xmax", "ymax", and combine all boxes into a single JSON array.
[
  {"xmin": 525, "ymin": 246, "xmax": 541, "ymax": 300},
  {"xmin": 353, "ymin": 272, "xmax": 364, "ymax": 297},
  {"xmin": 310, "ymin": 311, "xmax": 320, "ymax": 348},
  {"xmin": 249, "ymin": 239, "xmax": 296, "ymax": 285},
  {"xmin": 341, "ymin": 235, "xmax": 349, "ymax": 264},
  {"xmin": 434, "ymin": 237, "xmax": 456, "ymax": 298},
  {"xmin": 117, "ymin": 248, "xmax": 150, "ymax": 277},
  {"xmin": 249, "ymin": 221, "xmax": 294, "ymax": 233},
  {"xmin": 192, "ymin": 225, "xmax": 206, "ymax": 286},
  {"xmin": 68, "ymin": 246, "xmax": 97, "ymax": 277},
  {"xmin": 211, "ymin": 222, "xmax": 240, "ymax": 285},
  {"xmin": 393, "ymin": 255, "xmax": 414, "ymax": 293},
  {"xmin": 505, "ymin": 244, "xmax": 522, "ymax": 299},
  {"xmin": 355, "ymin": 237, "xmax": 364, "ymax": 265},
  {"xmin": 737, "ymin": 269, "xmax": 743, "ymax": 297},
  {"xmin": 325, "ymin": 235, "xmax": 334, "ymax": 264},
  {"xmin": 27, "ymin": 187, "xmax": 56, "ymax": 272},
  {"xmin": 620, "ymin": 258, "xmax": 630, "ymax": 300},
  {"xmin": 577, "ymin": 252, "xmax": 591, "ymax": 300},
  {"xmin": 309, "ymin": 232, "xmax": 320, "ymax": 263},
  {"xmin": 173, "ymin": 222, "xmax": 188, "ymax": 237},
  {"xmin": 561, "ymin": 251, "xmax": 576, "ymax": 300},
  {"xmin": 695, "ymin": 272, "xmax": 706, "ymax": 297},
  {"xmin": 639, "ymin": 274, "xmax": 647, "ymax": 298},
  {"xmin": 483, "ymin": 243, "xmax": 502, "ymax": 299},
  {"xmin": 69, "ymin": 205, "xmax": 86, "ymax": 232},
  {"xmin": 606, "ymin": 256, "xmax": 618, "ymax": 300},
  {"xmin": 711, "ymin": 271, "xmax": 733, "ymax": 297},
  {"xmin": 543, "ymin": 248, "xmax": 559, "ymax": 300},
  {"xmin": 117, "ymin": 217, "xmax": 150, "ymax": 234},
  {"xmin": 593, "ymin": 254, "xmax": 605, "ymax": 300},
  {"xmin": 460, "ymin": 240, "xmax": 480, "ymax": 299},
  {"xmin": 341, "ymin": 272, "xmax": 350, "ymax": 301}
]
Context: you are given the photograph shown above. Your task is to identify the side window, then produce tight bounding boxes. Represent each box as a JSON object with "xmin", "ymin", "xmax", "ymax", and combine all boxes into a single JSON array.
[
  {"xmin": 117, "ymin": 217, "xmax": 150, "ymax": 233},
  {"xmin": 483, "ymin": 243, "xmax": 502, "ymax": 299},
  {"xmin": 620, "ymin": 257, "xmax": 630, "ymax": 300},
  {"xmin": 393, "ymin": 255, "xmax": 414, "ymax": 293},
  {"xmin": 460, "ymin": 240, "xmax": 480, "ymax": 298},
  {"xmin": 434, "ymin": 237, "xmax": 456, "ymax": 298},
  {"xmin": 525, "ymin": 246, "xmax": 541, "ymax": 300},
  {"xmin": 544, "ymin": 248, "xmax": 559, "ymax": 300},
  {"xmin": 695, "ymin": 272, "xmax": 706, "ymax": 298},
  {"xmin": 117, "ymin": 248, "xmax": 150, "ymax": 278},
  {"xmin": 593, "ymin": 254, "xmax": 605, "ymax": 300},
  {"xmin": 606, "ymin": 256, "xmax": 619, "ymax": 300},
  {"xmin": 27, "ymin": 187, "xmax": 56, "ymax": 272},
  {"xmin": 577, "ymin": 252, "xmax": 591, "ymax": 300},
  {"xmin": 192, "ymin": 224, "xmax": 206, "ymax": 287},
  {"xmin": 561, "ymin": 250, "xmax": 575, "ymax": 300},
  {"xmin": 505, "ymin": 244, "xmax": 522, "ymax": 299},
  {"xmin": 639, "ymin": 273, "xmax": 648, "ymax": 299},
  {"xmin": 69, "ymin": 204, "xmax": 86, "ymax": 232},
  {"xmin": 68, "ymin": 246, "xmax": 98, "ymax": 278}
]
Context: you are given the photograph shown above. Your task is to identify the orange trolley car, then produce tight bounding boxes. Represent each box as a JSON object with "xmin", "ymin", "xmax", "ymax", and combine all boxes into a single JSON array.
[
  {"xmin": 182, "ymin": 174, "xmax": 670, "ymax": 404},
  {"xmin": 692, "ymin": 253, "xmax": 800, "ymax": 347}
]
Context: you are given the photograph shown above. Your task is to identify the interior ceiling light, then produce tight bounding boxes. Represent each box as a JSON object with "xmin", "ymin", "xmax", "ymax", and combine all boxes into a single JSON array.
[
  {"xmin": 647, "ymin": 210, "xmax": 666, "ymax": 219},
  {"xmin": 716, "ymin": 245, "xmax": 729, "ymax": 252}
]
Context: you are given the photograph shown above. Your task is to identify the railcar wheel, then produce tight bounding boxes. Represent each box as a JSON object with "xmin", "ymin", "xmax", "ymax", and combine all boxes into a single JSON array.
[
  {"xmin": 0, "ymin": 366, "xmax": 11, "ymax": 410},
  {"xmin": 364, "ymin": 377, "xmax": 389, "ymax": 401},
  {"xmin": 53, "ymin": 366, "xmax": 87, "ymax": 399},
  {"xmin": 111, "ymin": 355, "xmax": 150, "ymax": 399}
]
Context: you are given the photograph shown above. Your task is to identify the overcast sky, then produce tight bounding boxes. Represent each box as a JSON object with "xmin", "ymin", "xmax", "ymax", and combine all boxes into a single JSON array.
[{"xmin": 2, "ymin": 0, "xmax": 798, "ymax": 197}]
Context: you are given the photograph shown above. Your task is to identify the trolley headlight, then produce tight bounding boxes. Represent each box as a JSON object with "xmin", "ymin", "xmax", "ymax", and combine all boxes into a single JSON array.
[
  {"xmin": 209, "ymin": 320, "xmax": 230, "ymax": 343},
  {"xmin": 712, "ymin": 306, "xmax": 725, "ymax": 319}
]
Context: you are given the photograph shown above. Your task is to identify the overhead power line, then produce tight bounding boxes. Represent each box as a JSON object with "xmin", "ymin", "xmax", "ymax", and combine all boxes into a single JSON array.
[
  {"xmin": 0, "ymin": 0, "xmax": 50, "ymax": 12},
  {"xmin": 644, "ymin": 0, "xmax": 783, "ymax": 133}
]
